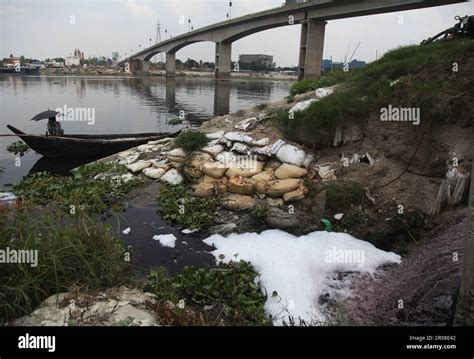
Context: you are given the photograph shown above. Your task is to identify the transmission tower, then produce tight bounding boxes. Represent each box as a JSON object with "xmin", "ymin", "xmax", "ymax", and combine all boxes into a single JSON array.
[{"xmin": 155, "ymin": 20, "xmax": 164, "ymax": 63}]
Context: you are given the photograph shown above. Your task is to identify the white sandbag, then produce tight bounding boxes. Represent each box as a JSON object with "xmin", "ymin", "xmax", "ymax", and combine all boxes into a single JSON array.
[
  {"xmin": 160, "ymin": 169, "xmax": 183, "ymax": 185},
  {"xmin": 224, "ymin": 132, "xmax": 269, "ymax": 146},
  {"xmin": 142, "ymin": 167, "xmax": 166, "ymax": 180},
  {"xmin": 315, "ymin": 87, "xmax": 335, "ymax": 99},
  {"xmin": 276, "ymin": 144, "xmax": 306, "ymax": 167},
  {"xmin": 289, "ymin": 99, "xmax": 316, "ymax": 114},
  {"xmin": 235, "ymin": 117, "xmax": 258, "ymax": 131},
  {"xmin": 252, "ymin": 139, "xmax": 286, "ymax": 157},
  {"xmin": 117, "ymin": 152, "xmax": 140, "ymax": 166},
  {"xmin": 206, "ymin": 131, "xmax": 225, "ymax": 140},
  {"xmin": 230, "ymin": 142, "xmax": 250, "ymax": 154},
  {"xmin": 126, "ymin": 160, "xmax": 152, "ymax": 173},
  {"xmin": 201, "ymin": 144, "xmax": 225, "ymax": 157}
]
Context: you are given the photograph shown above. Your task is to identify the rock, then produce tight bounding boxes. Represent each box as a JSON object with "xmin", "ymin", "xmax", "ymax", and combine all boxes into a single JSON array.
[
  {"xmin": 275, "ymin": 163, "xmax": 308, "ymax": 180},
  {"xmin": 276, "ymin": 144, "xmax": 306, "ymax": 167},
  {"xmin": 142, "ymin": 167, "xmax": 166, "ymax": 180},
  {"xmin": 228, "ymin": 177, "xmax": 254, "ymax": 195},
  {"xmin": 222, "ymin": 194, "xmax": 256, "ymax": 210},
  {"xmin": 226, "ymin": 160, "xmax": 265, "ymax": 178},
  {"xmin": 283, "ymin": 186, "xmax": 307, "ymax": 202},
  {"xmin": 334, "ymin": 213, "xmax": 344, "ymax": 221},
  {"xmin": 126, "ymin": 160, "xmax": 152, "ymax": 173},
  {"xmin": 208, "ymin": 223, "xmax": 238, "ymax": 236},
  {"xmin": 266, "ymin": 198, "xmax": 284, "ymax": 207},
  {"xmin": 160, "ymin": 169, "xmax": 183, "ymax": 185},
  {"xmin": 265, "ymin": 207, "xmax": 299, "ymax": 229},
  {"xmin": 202, "ymin": 162, "xmax": 228, "ymax": 179},
  {"xmin": 201, "ymin": 144, "xmax": 225, "ymax": 157},
  {"xmin": 263, "ymin": 179, "xmax": 302, "ymax": 197}
]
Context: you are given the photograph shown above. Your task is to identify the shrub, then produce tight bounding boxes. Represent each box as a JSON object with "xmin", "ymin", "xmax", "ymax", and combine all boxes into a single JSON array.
[
  {"xmin": 175, "ymin": 131, "xmax": 210, "ymax": 153},
  {"xmin": 146, "ymin": 261, "xmax": 269, "ymax": 325},
  {"xmin": 0, "ymin": 207, "xmax": 132, "ymax": 323},
  {"xmin": 157, "ymin": 185, "xmax": 219, "ymax": 230},
  {"xmin": 323, "ymin": 181, "xmax": 367, "ymax": 212}
]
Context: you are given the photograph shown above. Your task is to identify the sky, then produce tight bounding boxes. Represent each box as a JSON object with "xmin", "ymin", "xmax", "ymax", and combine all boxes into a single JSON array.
[{"xmin": 0, "ymin": 0, "xmax": 472, "ymax": 66}]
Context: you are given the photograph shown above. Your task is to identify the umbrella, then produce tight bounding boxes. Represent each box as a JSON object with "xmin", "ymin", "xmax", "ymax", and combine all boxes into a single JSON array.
[{"xmin": 30, "ymin": 110, "xmax": 62, "ymax": 121}]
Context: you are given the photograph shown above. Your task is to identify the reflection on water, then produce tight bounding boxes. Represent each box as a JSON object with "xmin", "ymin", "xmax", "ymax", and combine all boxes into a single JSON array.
[{"xmin": 0, "ymin": 75, "xmax": 292, "ymax": 185}]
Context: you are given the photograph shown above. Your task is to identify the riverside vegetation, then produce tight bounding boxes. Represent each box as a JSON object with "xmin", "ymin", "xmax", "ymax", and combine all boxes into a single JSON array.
[{"xmin": 2, "ymin": 38, "xmax": 473, "ymax": 326}]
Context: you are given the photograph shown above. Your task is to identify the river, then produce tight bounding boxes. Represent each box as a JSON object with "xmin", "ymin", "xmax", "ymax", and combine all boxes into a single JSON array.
[{"xmin": 0, "ymin": 75, "xmax": 292, "ymax": 187}]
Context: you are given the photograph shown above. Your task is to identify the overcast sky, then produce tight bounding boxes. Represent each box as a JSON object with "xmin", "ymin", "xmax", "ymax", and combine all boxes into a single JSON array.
[{"xmin": 0, "ymin": 0, "xmax": 472, "ymax": 66}]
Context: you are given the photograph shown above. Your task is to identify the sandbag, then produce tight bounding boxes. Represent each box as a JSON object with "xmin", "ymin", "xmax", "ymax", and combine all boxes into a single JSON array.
[
  {"xmin": 275, "ymin": 163, "xmax": 308, "ymax": 180},
  {"xmin": 276, "ymin": 144, "xmax": 306, "ymax": 167},
  {"xmin": 228, "ymin": 177, "xmax": 254, "ymax": 195},
  {"xmin": 222, "ymin": 194, "xmax": 256, "ymax": 210},
  {"xmin": 160, "ymin": 169, "xmax": 183, "ymax": 185},
  {"xmin": 202, "ymin": 162, "xmax": 228, "ymax": 179},
  {"xmin": 265, "ymin": 179, "xmax": 302, "ymax": 197},
  {"xmin": 142, "ymin": 167, "xmax": 166, "ymax": 180}
]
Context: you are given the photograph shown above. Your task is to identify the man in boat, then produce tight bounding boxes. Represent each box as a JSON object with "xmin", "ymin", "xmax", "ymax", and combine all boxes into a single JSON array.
[{"xmin": 47, "ymin": 117, "xmax": 64, "ymax": 136}]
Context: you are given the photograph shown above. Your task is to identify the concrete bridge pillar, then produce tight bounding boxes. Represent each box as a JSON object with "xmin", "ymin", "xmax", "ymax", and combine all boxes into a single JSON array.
[
  {"xmin": 215, "ymin": 42, "xmax": 232, "ymax": 80},
  {"xmin": 142, "ymin": 60, "xmax": 151, "ymax": 72},
  {"xmin": 298, "ymin": 19, "xmax": 326, "ymax": 81},
  {"xmin": 166, "ymin": 52, "xmax": 176, "ymax": 77}
]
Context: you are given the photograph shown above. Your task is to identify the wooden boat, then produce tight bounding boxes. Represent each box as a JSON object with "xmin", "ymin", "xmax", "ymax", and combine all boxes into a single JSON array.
[{"xmin": 7, "ymin": 125, "xmax": 181, "ymax": 159}]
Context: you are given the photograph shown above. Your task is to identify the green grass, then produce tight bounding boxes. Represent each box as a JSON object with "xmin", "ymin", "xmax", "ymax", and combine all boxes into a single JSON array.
[
  {"xmin": 12, "ymin": 162, "xmax": 143, "ymax": 213},
  {"xmin": 174, "ymin": 131, "xmax": 210, "ymax": 153},
  {"xmin": 273, "ymin": 39, "xmax": 474, "ymax": 147},
  {"xmin": 0, "ymin": 206, "xmax": 132, "ymax": 324},
  {"xmin": 323, "ymin": 181, "xmax": 367, "ymax": 212},
  {"xmin": 146, "ymin": 262, "xmax": 269, "ymax": 326},
  {"xmin": 157, "ymin": 184, "xmax": 220, "ymax": 230}
]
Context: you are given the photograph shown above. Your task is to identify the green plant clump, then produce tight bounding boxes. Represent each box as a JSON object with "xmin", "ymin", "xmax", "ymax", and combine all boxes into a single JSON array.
[
  {"xmin": 0, "ymin": 207, "xmax": 132, "ymax": 324},
  {"xmin": 7, "ymin": 141, "xmax": 30, "ymax": 156},
  {"xmin": 323, "ymin": 181, "xmax": 367, "ymax": 212},
  {"xmin": 157, "ymin": 185, "xmax": 219, "ymax": 230},
  {"xmin": 174, "ymin": 131, "xmax": 210, "ymax": 153},
  {"xmin": 146, "ymin": 261, "xmax": 269, "ymax": 325},
  {"xmin": 12, "ymin": 162, "xmax": 143, "ymax": 212}
]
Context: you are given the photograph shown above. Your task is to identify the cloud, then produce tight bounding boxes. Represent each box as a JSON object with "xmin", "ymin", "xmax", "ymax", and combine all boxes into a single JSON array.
[{"xmin": 124, "ymin": 0, "xmax": 156, "ymax": 17}]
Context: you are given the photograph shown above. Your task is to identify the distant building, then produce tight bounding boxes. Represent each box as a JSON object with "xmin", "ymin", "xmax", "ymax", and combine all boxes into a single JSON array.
[
  {"xmin": 239, "ymin": 54, "xmax": 274, "ymax": 71},
  {"xmin": 65, "ymin": 56, "xmax": 80, "ymax": 66},
  {"xmin": 321, "ymin": 58, "xmax": 366, "ymax": 73},
  {"xmin": 9, "ymin": 56, "xmax": 21, "ymax": 66},
  {"xmin": 74, "ymin": 48, "xmax": 84, "ymax": 60}
]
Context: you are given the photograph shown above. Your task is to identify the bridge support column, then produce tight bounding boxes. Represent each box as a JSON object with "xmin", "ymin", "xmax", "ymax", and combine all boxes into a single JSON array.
[
  {"xmin": 215, "ymin": 42, "xmax": 232, "ymax": 80},
  {"xmin": 166, "ymin": 52, "xmax": 176, "ymax": 77},
  {"xmin": 142, "ymin": 60, "xmax": 151, "ymax": 72},
  {"xmin": 298, "ymin": 19, "xmax": 326, "ymax": 81}
]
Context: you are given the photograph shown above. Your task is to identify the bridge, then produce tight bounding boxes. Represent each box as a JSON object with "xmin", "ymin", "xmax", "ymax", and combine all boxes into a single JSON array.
[{"xmin": 119, "ymin": 0, "xmax": 466, "ymax": 80}]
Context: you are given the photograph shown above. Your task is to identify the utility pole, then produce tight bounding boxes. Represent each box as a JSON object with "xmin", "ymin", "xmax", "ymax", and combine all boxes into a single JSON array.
[{"xmin": 155, "ymin": 20, "xmax": 164, "ymax": 63}]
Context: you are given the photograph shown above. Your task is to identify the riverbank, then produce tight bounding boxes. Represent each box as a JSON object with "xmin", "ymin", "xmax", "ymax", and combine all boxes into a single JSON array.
[
  {"xmin": 40, "ymin": 67, "xmax": 297, "ymax": 81},
  {"xmin": 3, "ymin": 38, "xmax": 473, "ymax": 326}
]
